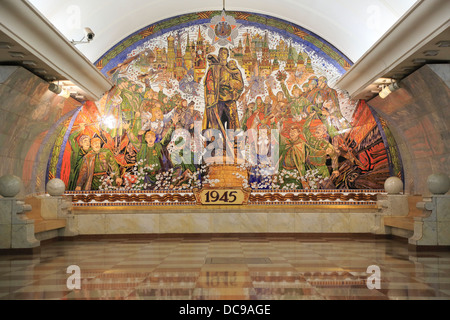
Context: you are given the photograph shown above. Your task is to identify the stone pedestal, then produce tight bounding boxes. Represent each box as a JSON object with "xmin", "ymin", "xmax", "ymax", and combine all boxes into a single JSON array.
[
  {"xmin": 203, "ymin": 164, "xmax": 248, "ymax": 188},
  {"xmin": 58, "ymin": 196, "xmax": 78, "ymax": 237},
  {"xmin": 34, "ymin": 195, "xmax": 78, "ymax": 237},
  {"xmin": 410, "ymin": 195, "xmax": 450, "ymax": 246},
  {"xmin": 0, "ymin": 198, "xmax": 39, "ymax": 249},
  {"xmin": 373, "ymin": 194, "xmax": 409, "ymax": 234}
]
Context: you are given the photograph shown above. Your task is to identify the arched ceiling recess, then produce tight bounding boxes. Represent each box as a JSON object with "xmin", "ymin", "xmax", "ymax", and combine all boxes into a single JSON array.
[{"xmin": 28, "ymin": 0, "xmax": 417, "ymax": 64}]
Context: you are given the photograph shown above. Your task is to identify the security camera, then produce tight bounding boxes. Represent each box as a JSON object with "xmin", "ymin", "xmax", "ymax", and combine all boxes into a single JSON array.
[
  {"xmin": 84, "ymin": 28, "xmax": 95, "ymax": 41},
  {"xmin": 71, "ymin": 27, "xmax": 95, "ymax": 45},
  {"xmin": 48, "ymin": 83, "xmax": 62, "ymax": 95}
]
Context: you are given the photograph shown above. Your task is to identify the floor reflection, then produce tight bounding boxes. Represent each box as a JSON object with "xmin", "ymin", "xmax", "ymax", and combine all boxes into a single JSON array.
[{"xmin": 0, "ymin": 236, "xmax": 449, "ymax": 300}]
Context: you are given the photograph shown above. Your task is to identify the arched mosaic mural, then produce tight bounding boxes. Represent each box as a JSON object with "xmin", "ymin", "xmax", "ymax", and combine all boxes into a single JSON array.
[{"xmin": 47, "ymin": 11, "xmax": 403, "ymax": 205}]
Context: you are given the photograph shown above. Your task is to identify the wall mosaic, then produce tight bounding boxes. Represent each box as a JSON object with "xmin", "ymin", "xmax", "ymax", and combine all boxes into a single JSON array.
[{"xmin": 47, "ymin": 11, "xmax": 403, "ymax": 199}]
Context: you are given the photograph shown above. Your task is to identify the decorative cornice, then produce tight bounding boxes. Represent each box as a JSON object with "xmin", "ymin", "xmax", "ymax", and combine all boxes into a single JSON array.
[
  {"xmin": 0, "ymin": 0, "xmax": 113, "ymax": 100},
  {"xmin": 335, "ymin": 0, "xmax": 450, "ymax": 99}
]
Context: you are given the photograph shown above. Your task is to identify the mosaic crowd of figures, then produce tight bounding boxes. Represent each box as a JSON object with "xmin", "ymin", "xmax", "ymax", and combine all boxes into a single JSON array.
[{"xmin": 47, "ymin": 12, "xmax": 401, "ymax": 193}]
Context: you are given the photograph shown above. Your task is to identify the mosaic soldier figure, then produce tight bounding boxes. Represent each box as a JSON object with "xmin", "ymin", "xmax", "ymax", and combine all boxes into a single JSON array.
[
  {"xmin": 279, "ymin": 120, "xmax": 309, "ymax": 189},
  {"xmin": 68, "ymin": 123, "xmax": 91, "ymax": 191},
  {"xmin": 202, "ymin": 47, "xmax": 244, "ymax": 134},
  {"xmin": 303, "ymin": 111, "xmax": 340, "ymax": 180},
  {"xmin": 75, "ymin": 137, "xmax": 122, "ymax": 191},
  {"xmin": 135, "ymin": 129, "xmax": 173, "ymax": 188},
  {"xmin": 277, "ymin": 71, "xmax": 309, "ymax": 119}
]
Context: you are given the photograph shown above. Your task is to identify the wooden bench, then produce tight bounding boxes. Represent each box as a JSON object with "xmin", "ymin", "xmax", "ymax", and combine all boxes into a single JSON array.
[
  {"xmin": 25, "ymin": 197, "xmax": 66, "ymax": 234},
  {"xmin": 383, "ymin": 195, "xmax": 426, "ymax": 231}
]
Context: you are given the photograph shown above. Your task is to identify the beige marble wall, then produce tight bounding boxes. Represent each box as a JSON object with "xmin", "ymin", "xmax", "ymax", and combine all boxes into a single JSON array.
[
  {"xmin": 0, "ymin": 66, "xmax": 81, "ymax": 195},
  {"xmin": 74, "ymin": 208, "xmax": 377, "ymax": 235},
  {"xmin": 410, "ymin": 195, "xmax": 450, "ymax": 246},
  {"xmin": 0, "ymin": 198, "xmax": 39, "ymax": 249},
  {"xmin": 368, "ymin": 64, "xmax": 450, "ymax": 196},
  {"xmin": 437, "ymin": 196, "xmax": 450, "ymax": 245}
]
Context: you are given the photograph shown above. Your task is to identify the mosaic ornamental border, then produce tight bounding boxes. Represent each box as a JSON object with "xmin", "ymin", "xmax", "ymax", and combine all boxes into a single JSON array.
[
  {"xmin": 94, "ymin": 11, "xmax": 353, "ymax": 73},
  {"xmin": 67, "ymin": 189, "xmax": 382, "ymax": 207}
]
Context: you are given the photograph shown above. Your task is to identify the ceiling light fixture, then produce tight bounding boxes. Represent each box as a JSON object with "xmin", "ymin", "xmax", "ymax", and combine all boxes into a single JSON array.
[
  {"xmin": 0, "ymin": 42, "xmax": 13, "ymax": 49},
  {"xmin": 48, "ymin": 82, "xmax": 72, "ymax": 98},
  {"xmin": 423, "ymin": 50, "xmax": 439, "ymax": 56},
  {"xmin": 59, "ymin": 89, "xmax": 71, "ymax": 98},
  {"xmin": 34, "ymin": 68, "xmax": 47, "ymax": 74},
  {"xmin": 9, "ymin": 51, "xmax": 25, "ymax": 58},
  {"xmin": 48, "ymin": 82, "xmax": 62, "ymax": 95},
  {"xmin": 22, "ymin": 60, "xmax": 37, "ymax": 67},
  {"xmin": 436, "ymin": 40, "xmax": 450, "ymax": 47},
  {"xmin": 379, "ymin": 81, "xmax": 400, "ymax": 99},
  {"xmin": 412, "ymin": 58, "xmax": 427, "ymax": 64}
]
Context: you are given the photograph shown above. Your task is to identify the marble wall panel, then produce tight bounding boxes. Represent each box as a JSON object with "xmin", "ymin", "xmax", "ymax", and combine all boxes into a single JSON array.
[
  {"xmin": 240, "ymin": 212, "xmax": 268, "ymax": 233},
  {"xmin": 74, "ymin": 210, "xmax": 378, "ymax": 235},
  {"xmin": 368, "ymin": 64, "xmax": 450, "ymax": 195},
  {"xmin": 267, "ymin": 212, "xmax": 296, "ymax": 232},
  {"xmin": 438, "ymin": 222, "xmax": 450, "ymax": 245},
  {"xmin": 212, "ymin": 212, "xmax": 244, "ymax": 233},
  {"xmin": 0, "ymin": 66, "xmax": 81, "ymax": 195},
  {"xmin": 190, "ymin": 213, "xmax": 213, "ymax": 233},
  {"xmin": 76, "ymin": 214, "xmax": 106, "ymax": 234},
  {"xmin": 0, "ymin": 224, "xmax": 12, "ymax": 248},
  {"xmin": 105, "ymin": 213, "xmax": 159, "ymax": 234}
]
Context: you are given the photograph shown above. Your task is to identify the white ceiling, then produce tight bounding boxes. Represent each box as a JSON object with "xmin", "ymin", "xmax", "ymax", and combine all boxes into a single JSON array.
[{"xmin": 27, "ymin": 0, "xmax": 417, "ymax": 64}]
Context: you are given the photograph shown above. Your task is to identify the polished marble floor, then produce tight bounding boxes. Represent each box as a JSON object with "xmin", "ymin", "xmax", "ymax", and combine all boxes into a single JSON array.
[{"xmin": 0, "ymin": 235, "xmax": 449, "ymax": 300}]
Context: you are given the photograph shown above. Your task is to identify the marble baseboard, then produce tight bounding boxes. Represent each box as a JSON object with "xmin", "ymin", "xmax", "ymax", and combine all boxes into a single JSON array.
[{"xmin": 74, "ymin": 210, "xmax": 378, "ymax": 235}]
